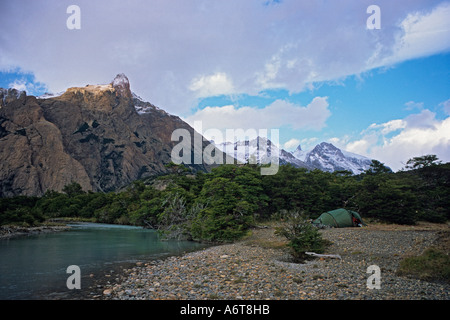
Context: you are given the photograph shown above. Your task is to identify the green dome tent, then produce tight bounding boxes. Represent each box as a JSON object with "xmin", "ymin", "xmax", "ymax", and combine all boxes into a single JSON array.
[{"xmin": 313, "ymin": 208, "xmax": 365, "ymax": 228}]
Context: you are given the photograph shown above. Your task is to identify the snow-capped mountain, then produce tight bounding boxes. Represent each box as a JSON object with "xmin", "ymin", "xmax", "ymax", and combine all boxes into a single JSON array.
[
  {"xmin": 215, "ymin": 138, "xmax": 373, "ymax": 174},
  {"xmin": 216, "ymin": 137, "xmax": 281, "ymax": 165},
  {"xmin": 36, "ymin": 74, "xmax": 169, "ymax": 118},
  {"xmin": 215, "ymin": 137, "xmax": 312, "ymax": 169},
  {"xmin": 292, "ymin": 144, "xmax": 307, "ymax": 162},
  {"xmin": 301, "ymin": 142, "xmax": 373, "ymax": 174}
]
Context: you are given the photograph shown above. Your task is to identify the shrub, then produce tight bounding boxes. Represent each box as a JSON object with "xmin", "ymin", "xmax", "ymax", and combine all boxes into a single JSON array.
[
  {"xmin": 156, "ymin": 192, "xmax": 196, "ymax": 240},
  {"xmin": 275, "ymin": 210, "xmax": 329, "ymax": 262},
  {"xmin": 0, "ymin": 207, "xmax": 43, "ymax": 226},
  {"xmin": 355, "ymin": 175, "xmax": 419, "ymax": 225},
  {"xmin": 397, "ymin": 247, "xmax": 450, "ymax": 283},
  {"xmin": 190, "ymin": 177, "xmax": 254, "ymax": 242}
]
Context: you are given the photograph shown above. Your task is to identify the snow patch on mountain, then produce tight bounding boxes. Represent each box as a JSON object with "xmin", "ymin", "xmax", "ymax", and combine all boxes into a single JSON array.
[
  {"xmin": 215, "ymin": 136, "xmax": 280, "ymax": 165},
  {"xmin": 132, "ymin": 92, "xmax": 169, "ymax": 116},
  {"xmin": 111, "ymin": 73, "xmax": 132, "ymax": 98},
  {"xmin": 111, "ymin": 73, "xmax": 129, "ymax": 88},
  {"xmin": 292, "ymin": 145, "xmax": 307, "ymax": 162},
  {"xmin": 215, "ymin": 138, "xmax": 373, "ymax": 174},
  {"xmin": 37, "ymin": 91, "xmax": 65, "ymax": 99},
  {"xmin": 215, "ymin": 137, "xmax": 313, "ymax": 169},
  {"xmin": 299, "ymin": 142, "xmax": 373, "ymax": 174}
]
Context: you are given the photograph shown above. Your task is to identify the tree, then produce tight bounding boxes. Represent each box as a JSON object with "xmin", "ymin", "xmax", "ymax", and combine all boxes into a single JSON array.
[
  {"xmin": 406, "ymin": 160, "xmax": 450, "ymax": 223},
  {"xmin": 405, "ymin": 155, "xmax": 441, "ymax": 170},
  {"xmin": 355, "ymin": 174, "xmax": 419, "ymax": 225},
  {"xmin": 153, "ymin": 190, "xmax": 209, "ymax": 240},
  {"xmin": 275, "ymin": 211, "xmax": 329, "ymax": 262},
  {"xmin": 190, "ymin": 177, "xmax": 254, "ymax": 242},
  {"xmin": 62, "ymin": 182, "xmax": 85, "ymax": 197},
  {"xmin": 365, "ymin": 160, "xmax": 393, "ymax": 175}
]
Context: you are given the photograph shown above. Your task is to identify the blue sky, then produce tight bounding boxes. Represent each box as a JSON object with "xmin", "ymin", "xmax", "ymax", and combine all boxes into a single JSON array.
[
  {"xmin": 184, "ymin": 52, "xmax": 450, "ymax": 170},
  {"xmin": 1, "ymin": 0, "xmax": 449, "ymax": 170},
  {"xmin": 192, "ymin": 53, "xmax": 449, "ymax": 146}
]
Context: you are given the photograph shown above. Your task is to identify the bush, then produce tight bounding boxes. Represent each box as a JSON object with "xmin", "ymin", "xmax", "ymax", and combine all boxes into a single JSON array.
[
  {"xmin": 397, "ymin": 247, "xmax": 450, "ymax": 283},
  {"xmin": 0, "ymin": 207, "xmax": 43, "ymax": 226},
  {"xmin": 355, "ymin": 175, "xmax": 419, "ymax": 225},
  {"xmin": 190, "ymin": 177, "xmax": 254, "ymax": 242},
  {"xmin": 156, "ymin": 192, "xmax": 193, "ymax": 240},
  {"xmin": 275, "ymin": 210, "xmax": 329, "ymax": 262}
]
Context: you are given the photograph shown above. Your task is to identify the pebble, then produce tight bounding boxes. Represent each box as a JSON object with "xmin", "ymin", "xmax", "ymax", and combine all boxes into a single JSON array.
[
  {"xmin": 102, "ymin": 289, "xmax": 112, "ymax": 296},
  {"xmin": 99, "ymin": 225, "xmax": 449, "ymax": 300}
]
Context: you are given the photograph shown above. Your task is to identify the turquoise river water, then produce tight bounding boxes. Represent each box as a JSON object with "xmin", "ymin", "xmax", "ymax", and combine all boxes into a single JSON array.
[{"xmin": 0, "ymin": 223, "xmax": 207, "ymax": 300}]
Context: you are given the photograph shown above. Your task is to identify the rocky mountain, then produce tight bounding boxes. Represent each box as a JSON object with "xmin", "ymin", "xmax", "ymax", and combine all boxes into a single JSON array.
[
  {"xmin": 216, "ymin": 138, "xmax": 373, "ymax": 174},
  {"xmin": 295, "ymin": 142, "xmax": 373, "ymax": 174},
  {"xmin": 215, "ymin": 137, "xmax": 314, "ymax": 170},
  {"xmin": 0, "ymin": 74, "xmax": 224, "ymax": 197}
]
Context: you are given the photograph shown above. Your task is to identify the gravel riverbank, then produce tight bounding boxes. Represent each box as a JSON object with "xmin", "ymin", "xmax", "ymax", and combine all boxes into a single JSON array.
[
  {"xmin": 96, "ymin": 223, "xmax": 449, "ymax": 300},
  {"xmin": 0, "ymin": 225, "xmax": 70, "ymax": 239}
]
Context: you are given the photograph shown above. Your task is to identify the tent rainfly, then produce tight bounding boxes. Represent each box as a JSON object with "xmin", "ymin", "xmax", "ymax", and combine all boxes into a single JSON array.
[{"xmin": 313, "ymin": 208, "xmax": 364, "ymax": 228}]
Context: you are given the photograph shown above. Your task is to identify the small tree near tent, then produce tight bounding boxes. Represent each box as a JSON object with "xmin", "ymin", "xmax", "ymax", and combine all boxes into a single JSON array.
[{"xmin": 275, "ymin": 210, "xmax": 330, "ymax": 262}]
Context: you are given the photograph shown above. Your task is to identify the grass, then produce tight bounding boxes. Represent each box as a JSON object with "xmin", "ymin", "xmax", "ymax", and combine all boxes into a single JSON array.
[
  {"xmin": 397, "ymin": 248, "xmax": 450, "ymax": 283},
  {"xmin": 241, "ymin": 223, "xmax": 288, "ymax": 249},
  {"xmin": 397, "ymin": 231, "xmax": 450, "ymax": 283},
  {"xmin": 208, "ymin": 293, "xmax": 221, "ymax": 299},
  {"xmin": 248, "ymin": 220, "xmax": 450, "ymax": 283}
]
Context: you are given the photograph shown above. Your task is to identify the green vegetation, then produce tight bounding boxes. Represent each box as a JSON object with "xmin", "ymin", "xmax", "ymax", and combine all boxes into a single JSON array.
[
  {"xmin": 275, "ymin": 211, "xmax": 331, "ymax": 262},
  {"xmin": 397, "ymin": 248, "xmax": 450, "ymax": 283},
  {"xmin": 1, "ymin": 155, "xmax": 449, "ymax": 243},
  {"xmin": 397, "ymin": 231, "xmax": 450, "ymax": 283}
]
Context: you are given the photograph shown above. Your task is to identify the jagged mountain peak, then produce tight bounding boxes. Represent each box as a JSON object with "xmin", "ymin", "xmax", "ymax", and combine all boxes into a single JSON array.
[
  {"xmin": 0, "ymin": 76, "xmax": 217, "ymax": 197},
  {"xmin": 35, "ymin": 74, "xmax": 133, "ymax": 101},
  {"xmin": 216, "ymin": 136, "xmax": 374, "ymax": 174},
  {"xmin": 309, "ymin": 142, "xmax": 345, "ymax": 157},
  {"xmin": 111, "ymin": 73, "xmax": 132, "ymax": 98},
  {"xmin": 112, "ymin": 73, "xmax": 129, "ymax": 86},
  {"xmin": 301, "ymin": 142, "xmax": 373, "ymax": 174},
  {"xmin": 315, "ymin": 142, "xmax": 339, "ymax": 151},
  {"xmin": 215, "ymin": 136, "xmax": 313, "ymax": 170},
  {"xmin": 0, "ymin": 88, "xmax": 27, "ymax": 107},
  {"xmin": 292, "ymin": 143, "xmax": 307, "ymax": 161}
]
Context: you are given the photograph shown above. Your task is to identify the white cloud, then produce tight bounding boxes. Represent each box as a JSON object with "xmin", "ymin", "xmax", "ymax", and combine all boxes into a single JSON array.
[
  {"xmin": 297, "ymin": 137, "xmax": 319, "ymax": 151},
  {"xmin": 284, "ymin": 138, "xmax": 301, "ymax": 150},
  {"xmin": 183, "ymin": 96, "xmax": 331, "ymax": 142},
  {"xmin": 8, "ymin": 78, "xmax": 47, "ymax": 95},
  {"xmin": 189, "ymin": 72, "xmax": 234, "ymax": 97},
  {"xmin": 9, "ymin": 79, "xmax": 27, "ymax": 91},
  {"xmin": 404, "ymin": 109, "xmax": 437, "ymax": 129},
  {"xmin": 379, "ymin": 2, "xmax": 450, "ymax": 66},
  {"xmin": 341, "ymin": 109, "xmax": 450, "ymax": 171},
  {"xmin": 366, "ymin": 119, "xmax": 406, "ymax": 135},
  {"xmin": 440, "ymin": 99, "xmax": 450, "ymax": 115},
  {"xmin": 404, "ymin": 101, "xmax": 424, "ymax": 111},
  {"xmin": 1, "ymin": 1, "xmax": 449, "ymax": 114}
]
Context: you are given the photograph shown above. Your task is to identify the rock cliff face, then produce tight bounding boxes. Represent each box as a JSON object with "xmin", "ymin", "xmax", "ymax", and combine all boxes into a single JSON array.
[{"xmin": 0, "ymin": 75, "xmax": 219, "ymax": 197}]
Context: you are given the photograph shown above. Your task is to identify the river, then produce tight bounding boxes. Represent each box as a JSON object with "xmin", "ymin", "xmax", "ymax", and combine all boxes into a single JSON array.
[{"xmin": 0, "ymin": 222, "xmax": 207, "ymax": 300}]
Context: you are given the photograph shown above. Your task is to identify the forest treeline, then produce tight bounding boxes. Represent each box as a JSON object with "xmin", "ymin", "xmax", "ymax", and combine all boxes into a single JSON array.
[{"xmin": 1, "ymin": 155, "xmax": 449, "ymax": 242}]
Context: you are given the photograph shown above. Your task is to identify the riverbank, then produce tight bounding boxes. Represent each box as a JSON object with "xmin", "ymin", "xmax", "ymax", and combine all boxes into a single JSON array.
[
  {"xmin": 0, "ymin": 224, "xmax": 71, "ymax": 239},
  {"xmin": 97, "ymin": 222, "xmax": 450, "ymax": 300}
]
